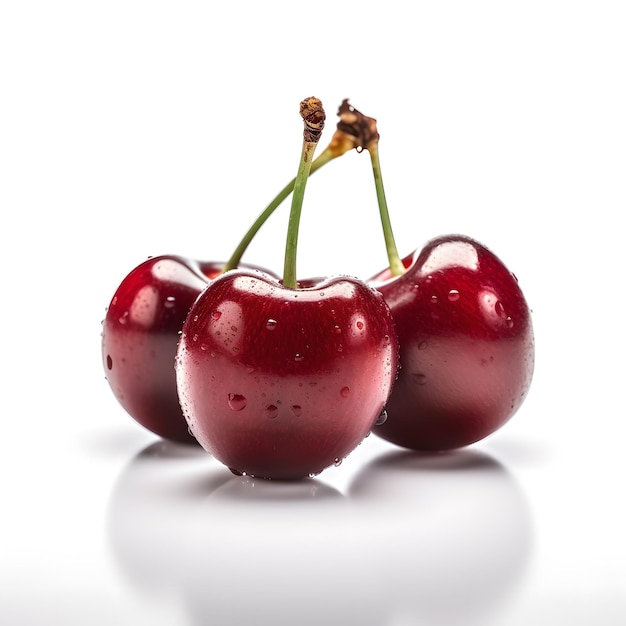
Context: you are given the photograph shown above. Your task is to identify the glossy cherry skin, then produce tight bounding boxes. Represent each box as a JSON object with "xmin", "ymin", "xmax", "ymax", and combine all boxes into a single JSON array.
[
  {"xmin": 370, "ymin": 235, "xmax": 534, "ymax": 451},
  {"xmin": 102, "ymin": 255, "xmax": 220, "ymax": 443},
  {"xmin": 102, "ymin": 255, "xmax": 274, "ymax": 443},
  {"xmin": 175, "ymin": 269, "xmax": 399, "ymax": 480}
]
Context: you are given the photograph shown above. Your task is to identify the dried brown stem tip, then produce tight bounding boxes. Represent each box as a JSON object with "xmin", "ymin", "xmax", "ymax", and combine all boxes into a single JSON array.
[
  {"xmin": 300, "ymin": 97, "xmax": 326, "ymax": 143},
  {"xmin": 336, "ymin": 99, "xmax": 380, "ymax": 152}
]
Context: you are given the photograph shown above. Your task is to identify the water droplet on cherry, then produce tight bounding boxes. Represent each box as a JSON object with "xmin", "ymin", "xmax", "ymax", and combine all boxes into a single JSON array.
[
  {"xmin": 413, "ymin": 373, "xmax": 427, "ymax": 385},
  {"xmin": 356, "ymin": 320, "xmax": 364, "ymax": 330},
  {"xmin": 229, "ymin": 467, "xmax": 244, "ymax": 476},
  {"xmin": 228, "ymin": 393, "xmax": 247, "ymax": 411},
  {"xmin": 334, "ymin": 458, "xmax": 343, "ymax": 467},
  {"xmin": 164, "ymin": 296, "xmax": 176, "ymax": 308},
  {"xmin": 430, "ymin": 295, "xmax": 438, "ymax": 304},
  {"xmin": 265, "ymin": 405, "xmax": 278, "ymax": 419},
  {"xmin": 448, "ymin": 289, "xmax": 460, "ymax": 302},
  {"xmin": 495, "ymin": 301, "xmax": 507, "ymax": 319},
  {"xmin": 333, "ymin": 325, "xmax": 342, "ymax": 334},
  {"xmin": 211, "ymin": 311, "xmax": 222, "ymax": 321},
  {"xmin": 106, "ymin": 355, "xmax": 113, "ymax": 370},
  {"xmin": 375, "ymin": 409, "xmax": 388, "ymax": 426},
  {"xmin": 418, "ymin": 341, "xmax": 428, "ymax": 350},
  {"xmin": 291, "ymin": 405, "xmax": 302, "ymax": 417},
  {"xmin": 340, "ymin": 386, "xmax": 350, "ymax": 398},
  {"xmin": 266, "ymin": 319, "xmax": 277, "ymax": 330},
  {"xmin": 295, "ymin": 353, "xmax": 304, "ymax": 362}
]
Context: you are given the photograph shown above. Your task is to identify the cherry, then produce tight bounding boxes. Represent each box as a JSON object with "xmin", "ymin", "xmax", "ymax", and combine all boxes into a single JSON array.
[
  {"xmin": 346, "ymin": 102, "xmax": 535, "ymax": 450},
  {"xmin": 176, "ymin": 270, "xmax": 398, "ymax": 479},
  {"xmin": 175, "ymin": 97, "xmax": 399, "ymax": 479},
  {"xmin": 370, "ymin": 236, "xmax": 534, "ymax": 450},
  {"xmin": 101, "ymin": 255, "xmax": 273, "ymax": 443}
]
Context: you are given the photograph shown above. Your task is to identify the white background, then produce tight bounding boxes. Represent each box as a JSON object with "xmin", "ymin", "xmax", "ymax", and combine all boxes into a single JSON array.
[{"xmin": 1, "ymin": 1, "xmax": 625, "ymax": 624}]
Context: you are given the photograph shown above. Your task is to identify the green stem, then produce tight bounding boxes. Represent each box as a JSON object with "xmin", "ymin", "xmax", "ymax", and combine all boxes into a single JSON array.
[
  {"xmin": 282, "ymin": 139, "xmax": 318, "ymax": 289},
  {"xmin": 368, "ymin": 142, "xmax": 405, "ymax": 276},
  {"xmin": 223, "ymin": 147, "xmax": 335, "ymax": 272},
  {"xmin": 282, "ymin": 96, "xmax": 325, "ymax": 289}
]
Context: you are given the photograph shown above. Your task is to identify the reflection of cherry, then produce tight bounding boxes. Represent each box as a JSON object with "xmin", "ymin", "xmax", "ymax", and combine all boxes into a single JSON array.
[
  {"xmin": 106, "ymin": 439, "xmax": 223, "ymax": 591},
  {"xmin": 349, "ymin": 449, "xmax": 533, "ymax": 625},
  {"xmin": 371, "ymin": 236, "xmax": 535, "ymax": 450},
  {"xmin": 106, "ymin": 440, "xmax": 347, "ymax": 625},
  {"xmin": 181, "ymin": 478, "xmax": 374, "ymax": 626},
  {"xmin": 101, "ymin": 255, "xmax": 275, "ymax": 443}
]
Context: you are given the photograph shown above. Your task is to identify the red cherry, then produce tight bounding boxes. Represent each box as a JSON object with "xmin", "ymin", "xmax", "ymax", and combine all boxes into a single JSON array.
[
  {"xmin": 102, "ymin": 255, "xmax": 275, "ymax": 443},
  {"xmin": 101, "ymin": 255, "xmax": 216, "ymax": 443},
  {"xmin": 370, "ymin": 235, "xmax": 535, "ymax": 451},
  {"xmin": 175, "ymin": 269, "xmax": 399, "ymax": 479}
]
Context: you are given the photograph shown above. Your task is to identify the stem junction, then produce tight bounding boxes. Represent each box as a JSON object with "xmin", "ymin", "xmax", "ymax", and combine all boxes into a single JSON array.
[
  {"xmin": 223, "ymin": 98, "xmax": 405, "ymax": 279},
  {"xmin": 223, "ymin": 99, "xmax": 363, "ymax": 272}
]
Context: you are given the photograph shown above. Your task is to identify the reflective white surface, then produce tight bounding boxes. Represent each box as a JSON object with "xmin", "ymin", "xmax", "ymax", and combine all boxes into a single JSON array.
[{"xmin": 1, "ymin": 1, "xmax": 625, "ymax": 624}]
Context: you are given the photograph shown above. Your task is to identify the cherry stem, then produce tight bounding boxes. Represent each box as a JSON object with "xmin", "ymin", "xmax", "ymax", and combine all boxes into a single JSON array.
[
  {"xmin": 223, "ymin": 149, "xmax": 333, "ymax": 272},
  {"xmin": 328, "ymin": 100, "xmax": 405, "ymax": 277},
  {"xmin": 367, "ymin": 141, "xmax": 405, "ymax": 276},
  {"xmin": 223, "ymin": 99, "xmax": 364, "ymax": 273},
  {"xmin": 282, "ymin": 97, "xmax": 325, "ymax": 290}
]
